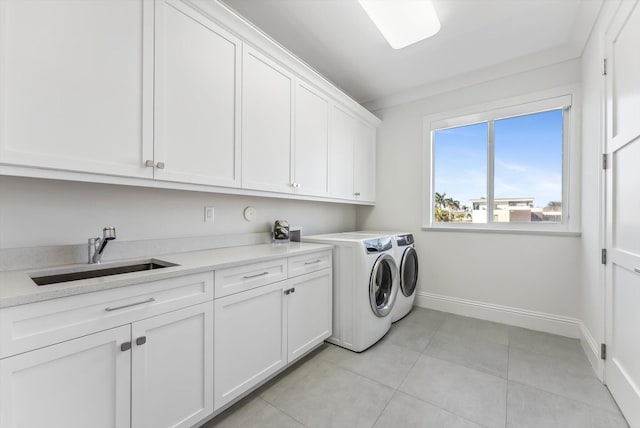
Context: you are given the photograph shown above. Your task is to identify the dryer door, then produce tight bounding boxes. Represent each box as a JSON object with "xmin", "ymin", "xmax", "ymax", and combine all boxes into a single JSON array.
[
  {"xmin": 400, "ymin": 246, "xmax": 418, "ymax": 297},
  {"xmin": 369, "ymin": 254, "xmax": 398, "ymax": 317}
]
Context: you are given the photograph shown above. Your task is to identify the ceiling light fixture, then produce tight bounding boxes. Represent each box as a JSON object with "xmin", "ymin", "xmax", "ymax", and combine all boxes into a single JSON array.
[{"xmin": 358, "ymin": 0, "xmax": 441, "ymax": 49}]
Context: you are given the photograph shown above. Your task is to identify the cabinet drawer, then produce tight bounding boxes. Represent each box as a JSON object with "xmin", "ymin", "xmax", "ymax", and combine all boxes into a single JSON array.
[
  {"xmin": 0, "ymin": 271, "xmax": 213, "ymax": 359},
  {"xmin": 214, "ymin": 258, "xmax": 287, "ymax": 298},
  {"xmin": 287, "ymin": 250, "xmax": 332, "ymax": 278}
]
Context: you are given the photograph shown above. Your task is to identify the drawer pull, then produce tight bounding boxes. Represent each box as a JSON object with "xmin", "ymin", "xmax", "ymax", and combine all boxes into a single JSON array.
[
  {"xmin": 136, "ymin": 336, "xmax": 147, "ymax": 346},
  {"xmin": 634, "ymin": 268, "xmax": 640, "ymax": 274},
  {"xmin": 304, "ymin": 259, "xmax": 322, "ymax": 265},
  {"xmin": 105, "ymin": 297, "xmax": 155, "ymax": 312},
  {"xmin": 121, "ymin": 342, "xmax": 131, "ymax": 352},
  {"xmin": 243, "ymin": 271, "xmax": 269, "ymax": 279}
]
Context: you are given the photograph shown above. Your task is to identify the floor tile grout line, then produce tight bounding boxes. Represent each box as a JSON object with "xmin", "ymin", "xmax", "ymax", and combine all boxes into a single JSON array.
[
  {"xmin": 507, "ymin": 379, "xmax": 626, "ymax": 417},
  {"xmin": 395, "ymin": 387, "xmax": 493, "ymax": 428},
  {"xmin": 369, "ymin": 389, "xmax": 399, "ymax": 428},
  {"xmin": 256, "ymin": 396, "xmax": 311, "ymax": 428}
]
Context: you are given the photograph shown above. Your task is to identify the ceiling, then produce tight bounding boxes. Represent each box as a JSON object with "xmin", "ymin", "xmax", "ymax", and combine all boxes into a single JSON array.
[{"xmin": 220, "ymin": 0, "xmax": 602, "ymax": 110}]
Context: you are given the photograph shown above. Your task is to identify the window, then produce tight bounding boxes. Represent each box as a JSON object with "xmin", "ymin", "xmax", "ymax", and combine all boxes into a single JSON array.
[{"xmin": 425, "ymin": 92, "xmax": 579, "ymax": 234}]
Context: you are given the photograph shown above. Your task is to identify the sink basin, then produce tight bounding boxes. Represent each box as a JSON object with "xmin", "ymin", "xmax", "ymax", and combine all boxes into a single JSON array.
[{"xmin": 30, "ymin": 259, "xmax": 178, "ymax": 286}]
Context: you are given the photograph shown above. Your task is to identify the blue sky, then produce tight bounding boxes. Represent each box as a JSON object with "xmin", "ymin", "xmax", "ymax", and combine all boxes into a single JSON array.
[{"xmin": 433, "ymin": 109, "xmax": 563, "ymax": 209}]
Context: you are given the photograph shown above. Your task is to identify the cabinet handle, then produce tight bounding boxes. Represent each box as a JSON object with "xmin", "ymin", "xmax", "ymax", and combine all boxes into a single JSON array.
[
  {"xmin": 291, "ymin": 288, "xmax": 295, "ymax": 293},
  {"xmin": 121, "ymin": 342, "xmax": 132, "ymax": 352},
  {"xmin": 156, "ymin": 161, "xmax": 165, "ymax": 169},
  {"xmin": 284, "ymin": 289, "xmax": 291, "ymax": 295},
  {"xmin": 105, "ymin": 297, "xmax": 155, "ymax": 312},
  {"xmin": 243, "ymin": 271, "xmax": 269, "ymax": 279},
  {"xmin": 634, "ymin": 268, "xmax": 640, "ymax": 274},
  {"xmin": 136, "ymin": 336, "xmax": 147, "ymax": 346},
  {"xmin": 304, "ymin": 259, "xmax": 321, "ymax": 265},
  {"xmin": 354, "ymin": 192, "xmax": 361, "ymax": 196},
  {"xmin": 145, "ymin": 160, "xmax": 155, "ymax": 167}
]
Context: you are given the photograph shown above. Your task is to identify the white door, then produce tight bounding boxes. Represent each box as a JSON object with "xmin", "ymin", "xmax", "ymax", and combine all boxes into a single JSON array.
[
  {"xmin": 604, "ymin": 1, "xmax": 640, "ymax": 426},
  {"xmin": 154, "ymin": 0, "xmax": 241, "ymax": 187},
  {"xmin": 214, "ymin": 282, "xmax": 286, "ymax": 410},
  {"xmin": 131, "ymin": 302, "xmax": 213, "ymax": 428},
  {"xmin": 293, "ymin": 82, "xmax": 329, "ymax": 196},
  {"xmin": 0, "ymin": 0, "xmax": 154, "ymax": 178},
  {"xmin": 353, "ymin": 119, "xmax": 377, "ymax": 202},
  {"xmin": 242, "ymin": 47, "xmax": 293, "ymax": 193},
  {"xmin": 286, "ymin": 269, "xmax": 332, "ymax": 363},
  {"xmin": 329, "ymin": 105, "xmax": 355, "ymax": 199},
  {"xmin": 0, "ymin": 325, "xmax": 131, "ymax": 428}
]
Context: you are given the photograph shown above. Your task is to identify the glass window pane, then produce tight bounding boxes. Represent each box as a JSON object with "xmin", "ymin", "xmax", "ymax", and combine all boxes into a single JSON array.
[
  {"xmin": 494, "ymin": 109, "xmax": 563, "ymax": 223},
  {"xmin": 433, "ymin": 122, "xmax": 488, "ymax": 223}
]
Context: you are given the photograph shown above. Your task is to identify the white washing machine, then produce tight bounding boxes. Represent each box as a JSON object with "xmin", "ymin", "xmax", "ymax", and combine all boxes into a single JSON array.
[
  {"xmin": 301, "ymin": 232, "xmax": 399, "ymax": 352},
  {"xmin": 350, "ymin": 231, "xmax": 419, "ymax": 322}
]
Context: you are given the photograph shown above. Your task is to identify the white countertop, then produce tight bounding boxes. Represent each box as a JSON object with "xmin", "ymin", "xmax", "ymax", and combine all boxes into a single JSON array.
[{"xmin": 0, "ymin": 242, "xmax": 333, "ymax": 308}]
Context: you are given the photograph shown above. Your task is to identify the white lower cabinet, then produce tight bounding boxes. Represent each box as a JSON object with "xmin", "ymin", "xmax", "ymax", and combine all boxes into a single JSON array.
[
  {"xmin": 0, "ymin": 325, "xmax": 132, "ymax": 428},
  {"xmin": 214, "ymin": 281, "xmax": 287, "ymax": 409},
  {"xmin": 286, "ymin": 269, "xmax": 332, "ymax": 363},
  {"xmin": 214, "ymin": 265, "xmax": 332, "ymax": 410},
  {"xmin": 0, "ymin": 299, "xmax": 213, "ymax": 428},
  {"xmin": 132, "ymin": 302, "xmax": 214, "ymax": 428}
]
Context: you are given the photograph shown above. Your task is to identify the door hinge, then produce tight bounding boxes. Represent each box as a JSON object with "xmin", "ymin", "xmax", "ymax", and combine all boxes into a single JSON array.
[
  {"xmin": 602, "ymin": 58, "xmax": 607, "ymax": 75},
  {"xmin": 602, "ymin": 153, "xmax": 608, "ymax": 170},
  {"xmin": 601, "ymin": 248, "xmax": 607, "ymax": 265},
  {"xmin": 601, "ymin": 343, "xmax": 606, "ymax": 360}
]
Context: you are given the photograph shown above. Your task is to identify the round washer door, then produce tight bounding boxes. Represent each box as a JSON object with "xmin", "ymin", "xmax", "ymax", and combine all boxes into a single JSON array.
[
  {"xmin": 400, "ymin": 246, "xmax": 418, "ymax": 297},
  {"xmin": 369, "ymin": 253, "xmax": 398, "ymax": 317}
]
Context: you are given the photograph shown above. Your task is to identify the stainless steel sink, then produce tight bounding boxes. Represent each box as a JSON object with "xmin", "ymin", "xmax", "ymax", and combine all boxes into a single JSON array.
[{"xmin": 30, "ymin": 259, "xmax": 178, "ymax": 286}]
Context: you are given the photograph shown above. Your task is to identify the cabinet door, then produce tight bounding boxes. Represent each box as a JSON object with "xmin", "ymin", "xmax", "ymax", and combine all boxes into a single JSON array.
[
  {"xmin": 0, "ymin": 0, "xmax": 153, "ymax": 178},
  {"xmin": 131, "ymin": 302, "xmax": 214, "ymax": 428},
  {"xmin": 353, "ymin": 119, "xmax": 376, "ymax": 202},
  {"xmin": 242, "ymin": 47, "xmax": 293, "ymax": 193},
  {"xmin": 0, "ymin": 325, "xmax": 131, "ymax": 428},
  {"xmin": 286, "ymin": 269, "xmax": 332, "ymax": 363},
  {"xmin": 154, "ymin": 0, "xmax": 241, "ymax": 187},
  {"xmin": 329, "ymin": 105, "xmax": 355, "ymax": 199},
  {"xmin": 293, "ymin": 82, "xmax": 329, "ymax": 196},
  {"xmin": 214, "ymin": 282, "xmax": 286, "ymax": 410}
]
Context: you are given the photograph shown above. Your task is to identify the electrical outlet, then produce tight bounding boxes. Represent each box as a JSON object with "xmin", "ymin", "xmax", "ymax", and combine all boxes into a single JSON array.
[{"xmin": 204, "ymin": 206, "xmax": 214, "ymax": 223}]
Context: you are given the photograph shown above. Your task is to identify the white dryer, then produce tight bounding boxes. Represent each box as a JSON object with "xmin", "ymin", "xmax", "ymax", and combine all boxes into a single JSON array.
[
  {"xmin": 301, "ymin": 232, "xmax": 399, "ymax": 352},
  {"xmin": 391, "ymin": 233, "xmax": 418, "ymax": 322},
  {"xmin": 350, "ymin": 231, "xmax": 419, "ymax": 322}
]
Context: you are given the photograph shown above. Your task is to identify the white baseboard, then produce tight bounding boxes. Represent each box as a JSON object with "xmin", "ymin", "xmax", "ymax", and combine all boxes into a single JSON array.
[
  {"xmin": 579, "ymin": 321, "xmax": 605, "ymax": 381},
  {"xmin": 415, "ymin": 291, "xmax": 581, "ymax": 338}
]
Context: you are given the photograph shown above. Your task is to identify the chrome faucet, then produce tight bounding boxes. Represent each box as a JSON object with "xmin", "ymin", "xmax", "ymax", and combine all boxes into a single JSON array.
[{"xmin": 88, "ymin": 227, "xmax": 117, "ymax": 264}]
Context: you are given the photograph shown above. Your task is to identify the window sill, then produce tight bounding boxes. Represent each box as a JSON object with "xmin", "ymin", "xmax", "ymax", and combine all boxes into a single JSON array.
[{"xmin": 421, "ymin": 225, "xmax": 581, "ymax": 237}]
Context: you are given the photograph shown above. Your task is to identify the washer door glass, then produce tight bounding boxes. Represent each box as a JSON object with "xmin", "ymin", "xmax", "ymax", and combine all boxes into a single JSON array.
[
  {"xmin": 400, "ymin": 247, "xmax": 418, "ymax": 297},
  {"xmin": 369, "ymin": 254, "xmax": 398, "ymax": 317}
]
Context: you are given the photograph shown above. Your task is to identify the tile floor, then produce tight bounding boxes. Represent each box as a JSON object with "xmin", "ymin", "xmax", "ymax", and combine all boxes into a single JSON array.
[{"xmin": 203, "ymin": 308, "xmax": 629, "ymax": 428}]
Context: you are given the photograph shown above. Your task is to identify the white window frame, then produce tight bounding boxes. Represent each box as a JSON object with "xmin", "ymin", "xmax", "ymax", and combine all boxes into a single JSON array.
[{"xmin": 422, "ymin": 86, "xmax": 581, "ymax": 236}]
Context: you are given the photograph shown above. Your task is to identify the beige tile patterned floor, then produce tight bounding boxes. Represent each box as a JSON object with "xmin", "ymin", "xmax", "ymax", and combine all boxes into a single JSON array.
[{"xmin": 202, "ymin": 308, "xmax": 629, "ymax": 428}]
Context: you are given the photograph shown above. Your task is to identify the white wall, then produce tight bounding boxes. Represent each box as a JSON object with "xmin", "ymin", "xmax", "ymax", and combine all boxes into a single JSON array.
[
  {"xmin": 358, "ymin": 59, "xmax": 583, "ymax": 333},
  {"xmin": 0, "ymin": 176, "xmax": 355, "ymax": 248}
]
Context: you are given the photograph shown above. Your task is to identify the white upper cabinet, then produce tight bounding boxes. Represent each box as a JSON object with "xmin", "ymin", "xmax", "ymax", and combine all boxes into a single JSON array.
[
  {"xmin": 293, "ymin": 82, "xmax": 330, "ymax": 197},
  {"xmin": 329, "ymin": 105, "xmax": 377, "ymax": 202},
  {"xmin": 241, "ymin": 47, "xmax": 293, "ymax": 193},
  {"xmin": 154, "ymin": 0, "xmax": 241, "ymax": 187},
  {"xmin": 0, "ymin": 0, "xmax": 154, "ymax": 178},
  {"xmin": 0, "ymin": 0, "xmax": 379, "ymax": 203},
  {"xmin": 329, "ymin": 105, "xmax": 356, "ymax": 199},
  {"xmin": 353, "ymin": 119, "xmax": 376, "ymax": 202}
]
